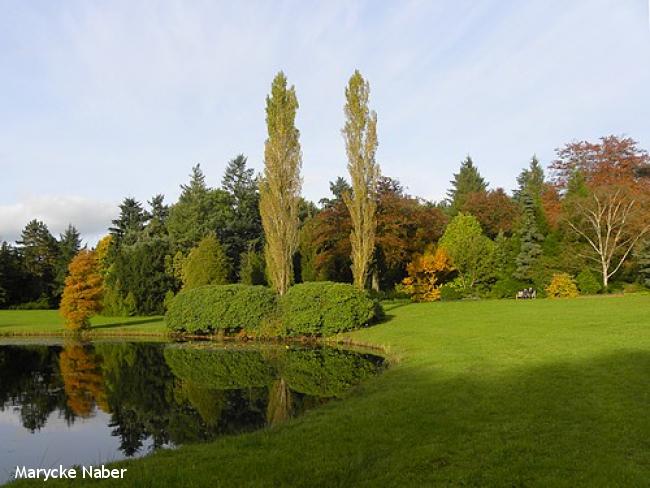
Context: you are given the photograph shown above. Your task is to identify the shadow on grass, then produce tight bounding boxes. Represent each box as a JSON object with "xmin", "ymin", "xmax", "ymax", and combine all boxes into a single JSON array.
[
  {"xmin": 9, "ymin": 349, "xmax": 650, "ymax": 487},
  {"xmin": 90, "ymin": 317, "xmax": 163, "ymax": 329}
]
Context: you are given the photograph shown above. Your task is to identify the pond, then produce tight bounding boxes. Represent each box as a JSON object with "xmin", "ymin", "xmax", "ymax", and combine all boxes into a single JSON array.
[{"xmin": 0, "ymin": 340, "xmax": 385, "ymax": 485}]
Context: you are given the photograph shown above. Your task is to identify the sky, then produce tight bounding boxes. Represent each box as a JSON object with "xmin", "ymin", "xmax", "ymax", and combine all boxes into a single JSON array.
[{"xmin": 1, "ymin": 0, "xmax": 649, "ymax": 245}]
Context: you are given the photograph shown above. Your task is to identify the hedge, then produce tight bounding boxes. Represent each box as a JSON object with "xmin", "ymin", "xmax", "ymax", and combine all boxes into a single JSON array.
[
  {"xmin": 165, "ymin": 284, "xmax": 277, "ymax": 334},
  {"xmin": 280, "ymin": 282, "xmax": 381, "ymax": 336}
]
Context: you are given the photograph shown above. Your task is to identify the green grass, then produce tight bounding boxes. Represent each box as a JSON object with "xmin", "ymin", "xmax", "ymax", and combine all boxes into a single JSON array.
[
  {"xmin": 0, "ymin": 310, "xmax": 166, "ymax": 336},
  {"xmin": 9, "ymin": 295, "xmax": 650, "ymax": 487}
]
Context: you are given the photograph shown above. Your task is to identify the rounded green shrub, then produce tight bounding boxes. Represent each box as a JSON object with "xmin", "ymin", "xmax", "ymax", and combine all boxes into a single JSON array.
[
  {"xmin": 280, "ymin": 282, "xmax": 381, "ymax": 336},
  {"xmin": 439, "ymin": 283, "xmax": 462, "ymax": 301},
  {"xmin": 165, "ymin": 284, "xmax": 277, "ymax": 334},
  {"xmin": 576, "ymin": 269, "xmax": 601, "ymax": 295},
  {"xmin": 489, "ymin": 277, "xmax": 527, "ymax": 299}
]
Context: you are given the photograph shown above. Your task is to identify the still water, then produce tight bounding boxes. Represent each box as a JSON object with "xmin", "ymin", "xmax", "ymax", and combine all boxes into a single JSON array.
[{"xmin": 0, "ymin": 340, "xmax": 384, "ymax": 485}]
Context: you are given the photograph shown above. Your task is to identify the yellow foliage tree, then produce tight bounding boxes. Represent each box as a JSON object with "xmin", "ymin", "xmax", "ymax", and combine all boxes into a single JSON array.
[
  {"xmin": 59, "ymin": 249, "xmax": 103, "ymax": 330},
  {"xmin": 402, "ymin": 247, "xmax": 453, "ymax": 302},
  {"xmin": 545, "ymin": 273, "xmax": 579, "ymax": 298}
]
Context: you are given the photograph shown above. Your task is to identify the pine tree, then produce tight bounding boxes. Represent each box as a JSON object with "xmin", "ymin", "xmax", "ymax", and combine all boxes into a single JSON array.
[
  {"xmin": 59, "ymin": 249, "xmax": 103, "ymax": 330},
  {"xmin": 514, "ymin": 155, "xmax": 547, "ymax": 232},
  {"xmin": 144, "ymin": 194, "xmax": 169, "ymax": 238},
  {"xmin": 168, "ymin": 164, "xmax": 232, "ymax": 252},
  {"xmin": 342, "ymin": 70, "xmax": 380, "ymax": 290},
  {"xmin": 259, "ymin": 72, "xmax": 302, "ymax": 295},
  {"xmin": 55, "ymin": 224, "xmax": 82, "ymax": 298},
  {"xmin": 637, "ymin": 240, "xmax": 650, "ymax": 287},
  {"xmin": 182, "ymin": 235, "xmax": 231, "ymax": 290},
  {"xmin": 17, "ymin": 219, "xmax": 59, "ymax": 302},
  {"xmin": 514, "ymin": 155, "xmax": 545, "ymax": 201},
  {"xmin": 221, "ymin": 154, "xmax": 263, "ymax": 276},
  {"xmin": 514, "ymin": 192, "xmax": 544, "ymax": 282},
  {"xmin": 447, "ymin": 156, "xmax": 487, "ymax": 215},
  {"xmin": 109, "ymin": 197, "xmax": 147, "ymax": 247}
]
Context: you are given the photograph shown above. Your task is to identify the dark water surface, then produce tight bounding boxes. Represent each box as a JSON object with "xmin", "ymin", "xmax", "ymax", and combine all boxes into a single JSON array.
[{"xmin": 0, "ymin": 340, "xmax": 384, "ymax": 485}]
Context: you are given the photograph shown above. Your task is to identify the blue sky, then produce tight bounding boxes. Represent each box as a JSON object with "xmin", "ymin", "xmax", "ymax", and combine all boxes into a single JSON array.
[{"xmin": 1, "ymin": 0, "xmax": 649, "ymax": 244}]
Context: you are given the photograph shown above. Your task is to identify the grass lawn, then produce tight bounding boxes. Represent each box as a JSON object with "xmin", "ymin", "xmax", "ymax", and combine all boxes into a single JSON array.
[
  {"xmin": 0, "ymin": 310, "xmax": 166, "ymax": 336},
  {"xmin": 10, "ymin": 294, "xmax": 650, "ymax": 487}
]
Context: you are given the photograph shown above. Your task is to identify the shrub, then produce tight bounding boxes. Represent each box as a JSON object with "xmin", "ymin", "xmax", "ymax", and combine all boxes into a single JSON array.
[
  {"xmin": 439, "ymin": 283, "xmax": 462, "ymax": 301},
  {"xmin": 280, "ymin": 282, "xmax": 380, "ymax": 336},
  {"xmin": 489, "ymin": 277, "xmax": 527, "ymax": 299},
  {"xmin": 545, "ymin": 273, "xmax": 578, "ymax": 298},
  {"xmin": 576, "ymin": 269, "xmax": 601, "ymax": 295},
  {"xmin": 165, "ymin": 284, "xmax": 277, "ymax": 334},
  {"xmin": 402, "ymin": 247, "xmax": 453, "ymax": 302},
  {"xmin": 11, "ymin": 296, "xmax": 51, "ymax": 310},
  {"xmin": 623, "ymin": 282, "xmax": 647, "ymax": 294}
]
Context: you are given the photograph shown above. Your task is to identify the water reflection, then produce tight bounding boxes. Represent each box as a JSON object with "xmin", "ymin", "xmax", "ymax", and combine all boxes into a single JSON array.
[{"xmin": 0, "ymin": 341, "xmax": 384, "ymax": 484}]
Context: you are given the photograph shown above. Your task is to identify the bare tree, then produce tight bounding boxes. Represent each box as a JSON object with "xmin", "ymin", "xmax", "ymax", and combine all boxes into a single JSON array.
[{"xmin": 566, "ymin": 188, "xmax": 650, "ymax": 289}]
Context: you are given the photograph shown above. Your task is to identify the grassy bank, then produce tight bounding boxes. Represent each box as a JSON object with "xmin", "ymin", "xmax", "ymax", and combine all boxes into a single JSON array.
[
  {"xmin": 9, "ymin": 294, "xmax": 650, "ymax": 487},
  {"xmin": 0, "ymin": 310, "xmax": 166, "ymax": 336}
]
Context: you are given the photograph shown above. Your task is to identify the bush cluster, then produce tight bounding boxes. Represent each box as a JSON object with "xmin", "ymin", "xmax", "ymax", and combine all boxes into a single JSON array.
[
  {"xmin": 165, "ymin": 284, "xmax": 277, "ymax": 334},
  {"xmin": 279, "ymin": 282, "xmax": 381, "ymax": 336},
  {"xmin": 165, "ymin": 282, "xmax": 380, "ymax": 337}
]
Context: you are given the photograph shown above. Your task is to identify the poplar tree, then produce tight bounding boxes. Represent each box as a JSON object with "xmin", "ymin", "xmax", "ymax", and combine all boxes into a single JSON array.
[
  {"xmin": 342, "ymin": 70, "xmax": 379, "ymax": 290},
  {"xmin": 259, "ymin": 72, "xmax": 302, "ymax": 295}
]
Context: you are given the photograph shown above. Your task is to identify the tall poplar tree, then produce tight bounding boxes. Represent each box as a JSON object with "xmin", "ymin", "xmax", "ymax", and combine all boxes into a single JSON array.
[
  {"xmin": 259, "ymin": 72, "xmax": 302, "ymax": 295},
  {"xmin": 342, "ymin": 70, "xmax": 379, "ymax": 290}
]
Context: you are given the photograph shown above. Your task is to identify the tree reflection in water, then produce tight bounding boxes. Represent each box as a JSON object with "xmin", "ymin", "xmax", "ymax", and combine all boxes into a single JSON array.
[{"xmin": 0, "ymin": 341, "xmax": 384, "ymax": 458}]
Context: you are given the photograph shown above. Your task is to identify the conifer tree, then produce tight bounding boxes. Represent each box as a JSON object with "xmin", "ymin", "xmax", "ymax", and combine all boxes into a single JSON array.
[
  {"xmin": 55, "ymin": 224, "xmax": 82, "ymax": 298},
  {"xmin": 342, "ymin": 70, "xmax": 379, "ymax": 290},
  {"xmin": 514, "ymin": 192, "xmax": 544, "ymax": 282},
  {"xmin": 447, "ymin": 156, "xmax": 487, "ymax": 215},
  {"xmin": 638, "ymin": 242, "xmax": 650, "ymax": 287},
  {"xmin": 109, "ymin": 197, "xmax": 147, "ymax": 247},
  {"xmin": 182, "ymin": 235, "xmax": 231, "ymax": 290},
  {"xmin": 59, "ymin": 249, "xmax": 103, "ymax": 330},
  {"xmin": 221, "ymin": 154, "xmax": 263, "ymax": 276},
  {"xmin": 259, "ymin": 72, "xmax": 302, "ymax": 295},
  {"xmin": 515, "ymin": 155, "xmax": 545, "ymax": 202}
]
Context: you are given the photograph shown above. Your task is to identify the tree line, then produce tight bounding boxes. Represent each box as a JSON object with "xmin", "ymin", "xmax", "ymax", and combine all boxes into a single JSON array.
[{"xmin": 1, "ymin": 70, "xmax": 649, "ymax": 314}]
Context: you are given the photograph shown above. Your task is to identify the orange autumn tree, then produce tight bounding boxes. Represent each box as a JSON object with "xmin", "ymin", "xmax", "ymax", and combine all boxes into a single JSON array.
[
  {"xmin": 60, "ymin": 249, "xmax": 103, "ymax": 330},
  {"xmin": 402, "ymin": 247, "xmax": 453, "ymax": 302}
]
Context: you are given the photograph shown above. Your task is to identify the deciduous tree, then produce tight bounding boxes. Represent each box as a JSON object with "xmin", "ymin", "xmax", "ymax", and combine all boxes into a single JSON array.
[
  {"xmin": 342, "ymin": 70, "xmax": 380, "ymax": 290},
  {"xmin": 59, "ymin": 249, "xmax": 103, "ymax": 330},
  {"xmin": 259, "ymin": 72, "xmax": 302, "ymax": 295}
]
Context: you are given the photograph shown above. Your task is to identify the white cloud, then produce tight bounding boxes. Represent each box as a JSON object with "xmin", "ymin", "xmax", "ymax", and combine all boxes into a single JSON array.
[{"xmin": 0, "ymin": 195, "xmax": 116, "ymax": 245}]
